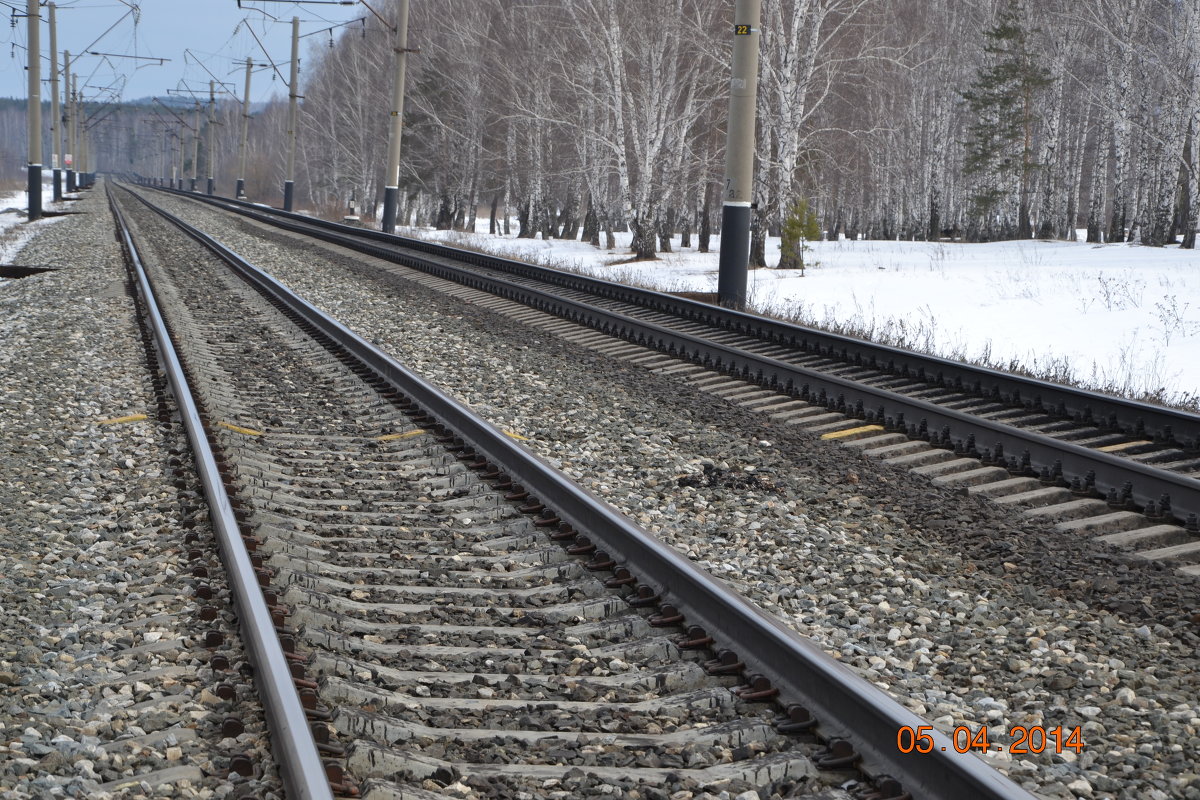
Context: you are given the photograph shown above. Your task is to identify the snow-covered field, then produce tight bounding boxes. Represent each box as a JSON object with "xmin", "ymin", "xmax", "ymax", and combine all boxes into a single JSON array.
[{"xmin": 408, "ymin": 222, "xmax": 1200, "ymax": 408}]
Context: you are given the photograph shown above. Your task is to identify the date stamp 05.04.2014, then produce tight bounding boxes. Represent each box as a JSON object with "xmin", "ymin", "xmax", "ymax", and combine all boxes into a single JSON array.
[{"xmin": 897, "ymin": 725, "xmax": 1085, "ymax": 756}]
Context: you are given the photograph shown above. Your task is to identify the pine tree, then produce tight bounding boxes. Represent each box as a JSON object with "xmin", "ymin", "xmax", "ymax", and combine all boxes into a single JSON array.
[
  {"xmin": 961, "ymin": 1, "xmax": 1050, "ymax": 240},
  {"xmin": 779, "ymin": 198, "xmax": 821, "ymax": 271}
]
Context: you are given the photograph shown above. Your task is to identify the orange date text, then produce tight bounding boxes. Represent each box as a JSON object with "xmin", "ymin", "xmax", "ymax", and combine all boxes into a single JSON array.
[{"xmin": 896, "ymin": 725, "xmax": 1084, "ymax": 755}]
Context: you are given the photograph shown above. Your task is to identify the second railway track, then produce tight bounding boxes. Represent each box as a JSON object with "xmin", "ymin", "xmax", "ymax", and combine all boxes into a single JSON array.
[
  {"xmin": 109, "ymin": 185, "xmax": 1040, "ymax": 799},
  {"xmin": 138, "ymin": 184, "xmax": 1200, "ymax": 576}
]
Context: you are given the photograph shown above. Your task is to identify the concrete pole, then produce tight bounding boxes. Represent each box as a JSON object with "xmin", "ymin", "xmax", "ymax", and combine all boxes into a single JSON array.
[
  {"xmin": 70, "ymin": 75, "xmax": 79, "ymax": 190},
  {"xmin": 80, "ymin": 124, "xmax": 88, "ymax": 186},
  {"xmin": 206, "ymin": 80, "xmax": 215, "ymax": 195},
  {"xmin": 49, "ymin": 3, "xmax": 62, "ymax": 202},
  {"xmin": 176, "ymin": 125, "xmax": 185, "ymax": 189},
  {"xmin": 716, "ymin": 0, "xmax": 762, "ymax": 309},
  {"xmin": 64, "ymin": 53, "xmax": 75, "ymax": 192},
  {"xmin": 284, "ymin": 16, "xmax": 299, "ymax": 211},
  {"xmin": 191, "ymin": 101, "xmax": 200, "ymax": 191},
  {"xmin": 26, "ymin": 0, "xmax": 42, "ymax": 221},
  {"xmin": 380, "ymin": 0, "xmax": 410, "ymax": 233},
  {"xmin": 237, "ymin": 57, "xmax": 252, "ymax": 199}
]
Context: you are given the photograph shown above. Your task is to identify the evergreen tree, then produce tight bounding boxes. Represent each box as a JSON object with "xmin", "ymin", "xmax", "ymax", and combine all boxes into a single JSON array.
[
  {"xmin": 779, "ymin": 198, "xmax": 821, "ymax": 271},
  {"xmin": 961, "ymin": 1, "xmax": 1050, "ymax": 240}
]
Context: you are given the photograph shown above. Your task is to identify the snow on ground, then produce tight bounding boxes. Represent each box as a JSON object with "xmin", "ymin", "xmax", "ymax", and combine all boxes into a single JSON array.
[
  {"xmin": 0, "ymin": 184, "xmax": 71, "ymax": 286},
  {"xmin": 406, "ymin": 221, "xmax": 1200, "ymax": 407}
]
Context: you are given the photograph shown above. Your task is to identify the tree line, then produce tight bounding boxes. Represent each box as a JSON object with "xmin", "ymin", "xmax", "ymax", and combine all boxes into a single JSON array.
[
  {"xmin": 16, "ymin": 0, "xmax": 1200, "ymax": 258},
  {"xmin": 293, "ymin": 0, "xmax": 1200, "ymax": 257}
]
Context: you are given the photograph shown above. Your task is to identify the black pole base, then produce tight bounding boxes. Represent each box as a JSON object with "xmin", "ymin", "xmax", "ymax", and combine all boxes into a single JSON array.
[
  {"xmin": 207, "ymin": 177, "xmax": 214, "ymax": 196},
  {"xmin": 236, "ymin": 178, "xmax": 245, "ymax": 199},
  {"xmin": 717, "ymin": 203, "xmax": 751, "ymax": 309},
  {"xmin": 283, "ymin": 181, "xmax": 295, "ymax": 212},
  {"xmin": 52, "ymin": 169, "xmax": 62, "ymax": 202},
  {"xmin": 381, "ymin": 186, "xmax": 399, "ymax": 233},
  {"xmin": 27, "ymin": 165, "xmax": 42, "ymax": 221},
  {"xmin": 66, "ymin": 169, "xmax": 76, "ymax": 193},
  {"xmin": 189, "ymin": 178, "xmax": 197, "ymax": 192}
]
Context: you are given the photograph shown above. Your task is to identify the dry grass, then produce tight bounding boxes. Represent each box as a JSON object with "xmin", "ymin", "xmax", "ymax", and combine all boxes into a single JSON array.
[{"xmin": 761, "ymin": 303, "xmax": 1200, "ymax": 413}]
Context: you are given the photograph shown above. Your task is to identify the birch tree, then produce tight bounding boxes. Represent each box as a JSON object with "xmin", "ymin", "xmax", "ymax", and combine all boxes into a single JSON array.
[
  {"xmin": 196, "ymin": 0, "xmax": 1197, "ymax": 250},
  {"xmin": 564, "ymin": 0, "xmax": 718, "ymax": 260}
]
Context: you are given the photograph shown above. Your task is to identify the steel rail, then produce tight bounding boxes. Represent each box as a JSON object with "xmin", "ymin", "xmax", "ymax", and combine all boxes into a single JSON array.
[
  {"xmin": 120, "ymin": 184, "xmax": 1040, "ymax": 800},
  {"xmin": 135, "ymin": 184, "xmax": 1200, "ymax": 527},
  {"xmin": 146, "ymin": 183, "xmax": 1200, "ymax": 452},
  {"xmin": 108, "ymin": 187, "xmax": 336, "ymax": 800}
]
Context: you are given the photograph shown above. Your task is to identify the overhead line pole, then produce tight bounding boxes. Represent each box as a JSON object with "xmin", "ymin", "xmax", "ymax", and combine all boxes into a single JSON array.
[
  {"xmin": 380, "ymin": 0, "xmax": 410, "ymax": 233},
  {"xmin": 49, "ymin": 3, "xmax": 62, "ymax": 202},
  {"xmin": 74, "ymin": 75, "xmax": 82, "ymax": 185},
  {"xmin": 152, "ymin": 99, "xmax": 192, "ymax": 189},
  {"xmin": 176, "ymin": 124, "xmax": 185, "ymax": 189},
  {"xmin": 207, "ymin": 80, "xmax": 216, "ymax": 195},
  {"xmin": 191, "ymin": 101, "xmax": 201, "ymax": 191},
  {"xmin": 80, "ymin": 119, "xmax": 89, "ymax": 185},
  {"xmin": 237, "ymin": 57, "xmax": 252, "ymax": 199},
  {"xmin": 26, "ymin": 0, "xmax": 43, "ymax": 220},
  {"xmin": 717, "ymin": 0, "xmax": 762, "ymax": 309},
  {"xmin": 283, "ymin": 15, "xmax": 299, "ymax": 211},
  {"xmin": 72, "ymin": 74, "xmax": 80, "ymax": 189},
  {"xmin": 64, "ymin": 52, "xmax": 75, "ymax": 192}
]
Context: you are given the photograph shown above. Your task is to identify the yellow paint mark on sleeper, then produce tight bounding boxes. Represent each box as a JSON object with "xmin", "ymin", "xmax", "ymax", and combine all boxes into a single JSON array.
[
  {"xmin": 376, "ymin": 429, "xmax": 427, "ymax": 442},
  {"xmin": 99, "ymin": 414, "xmax": 148, "ymax": 426},
  {"xmin": 820, "ymin": 424, "xmax": 885, "ymax": 441},
  {"xmin": 1097, "ymin": 440, "xmax": 1152, "ymax": 453},
  {"xmin": 218, "ymin": 422, "xmax": 264, "ymax": 437}
]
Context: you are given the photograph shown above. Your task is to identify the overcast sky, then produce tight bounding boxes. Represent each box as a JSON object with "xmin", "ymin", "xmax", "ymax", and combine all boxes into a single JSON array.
[{"xmin": 1, "ymin": 0, "xmax": 365, "ymax": 103}]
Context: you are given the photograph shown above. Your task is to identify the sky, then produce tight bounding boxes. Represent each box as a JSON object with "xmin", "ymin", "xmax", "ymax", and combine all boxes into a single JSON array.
[{"xmin": 0, "ymin": 0, "xmax": 366, "ymax": 104}]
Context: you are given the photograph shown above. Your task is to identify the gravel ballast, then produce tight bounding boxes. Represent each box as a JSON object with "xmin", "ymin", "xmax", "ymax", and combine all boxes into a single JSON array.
[
  {"xmin": 4, "ymin": 183, "xmax": 1198, "ymax": 800},
  {"xmin": 0, "ymin": 185, "xmax": 281, "ymax": 799},
  {"xmin": 138, "ymin": 189, "xmax": 1200, "ymax": 800}
]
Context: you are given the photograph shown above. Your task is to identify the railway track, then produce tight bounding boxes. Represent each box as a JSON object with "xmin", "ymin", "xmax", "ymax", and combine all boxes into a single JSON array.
[
  {"xmin": 109, "ymin": 184, "xmax": 1039, "ymax": 799},
  {"xmin": 136, "ymin": 183, "xmax": 1200, "ymax": 575}
]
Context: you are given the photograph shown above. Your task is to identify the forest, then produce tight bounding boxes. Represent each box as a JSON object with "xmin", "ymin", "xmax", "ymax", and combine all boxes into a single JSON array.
[{"xmin": 9, "ymin": 0, "xmax": 1200, "ymax": 262}]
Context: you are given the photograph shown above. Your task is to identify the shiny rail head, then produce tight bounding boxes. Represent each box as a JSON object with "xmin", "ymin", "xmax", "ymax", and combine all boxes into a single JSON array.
[
  {"xmin": 117, "ymin": 183, "xmax": 1041, "ymax": 800},
  {"xmin": 108, "ymin": 186, "xmax": 337, "ymax": 800}
]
